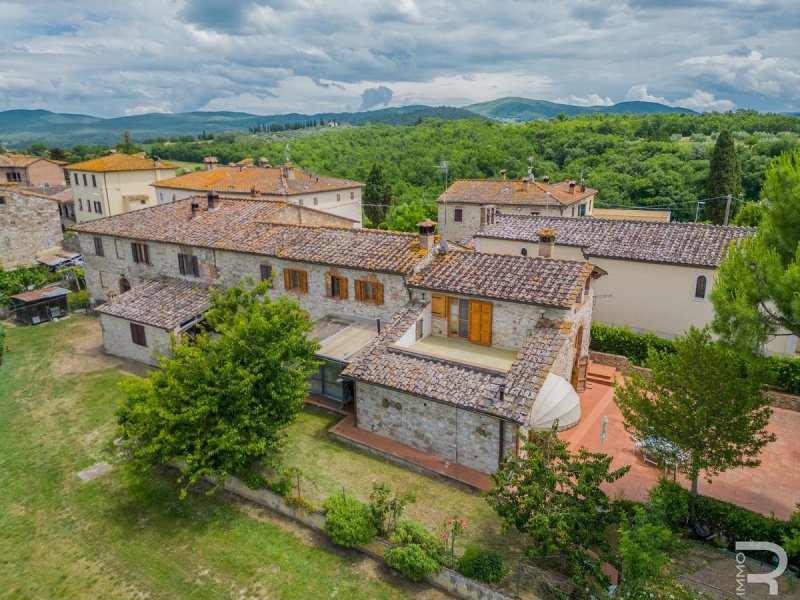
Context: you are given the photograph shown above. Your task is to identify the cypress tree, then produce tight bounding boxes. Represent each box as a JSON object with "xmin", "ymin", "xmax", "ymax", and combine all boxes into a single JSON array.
[
  {"xmin": 363, "ymin": 163, "xmax": 392, "ymax": 226},
  {"xmin": 705, "ymin": 130, "xmax": 742, "ymax": 224}
]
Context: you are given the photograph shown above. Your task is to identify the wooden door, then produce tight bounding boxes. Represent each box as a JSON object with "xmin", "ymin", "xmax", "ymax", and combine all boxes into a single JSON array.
[
  {"xmin": 468, "ymin": 300, "xmax": 492, "ymax": 346},
  {"xmin": 572, "ymin": 355, "xmax": 589, "ymax": 392}
]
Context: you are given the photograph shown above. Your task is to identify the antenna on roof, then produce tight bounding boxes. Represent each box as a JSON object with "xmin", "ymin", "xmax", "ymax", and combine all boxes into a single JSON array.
[
  {"xmin": 439, "ymin": 237, "xmax": 449, "ymax": 253},
  {"xmin": 284, "ymin": 143, "xmax": 290, "ymax": 163},
  {"xmin": 527, "ymin": 156, "xmax": 535, "ymax": 181},
  {"xmin": 437, "ymin": 160, "xmax": 449, "ymax": 190}
]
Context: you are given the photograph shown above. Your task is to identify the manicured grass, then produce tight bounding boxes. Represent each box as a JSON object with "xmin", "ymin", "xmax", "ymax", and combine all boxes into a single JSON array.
[{"xmin": 0, "ymin": 317, "xmax": 417, "ymax": 599}]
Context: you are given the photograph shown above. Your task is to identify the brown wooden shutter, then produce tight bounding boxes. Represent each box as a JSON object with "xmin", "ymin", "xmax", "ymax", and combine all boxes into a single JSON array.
[
  {"xmin": 325, "ymin": 274, "xmax": 332, "ymax": 297},
  {"xmin": 479, "ymin": 301, "xmax": 492, "ymax": 346},
  {"xmin": 131, "ymin": 243, "xmax": 138, "ymax": 263},
  {"xmin": 431, "ymin": 294, "xmax": 445, "ymax": 316},
  {"xmin": 354, "ymin": 280, "xmax": 363, "ymax": 301},
  {"xmin": 178, "ymin": 254, "xmax": 186, "ymax": 275},
  {"xmin": 301, "ymin": 270, "xmax": 308, "ymax": 293},
  {"xmin": 375, "ymin": 282, "xmax": 384, "ymax": 306},
  {"xmin": 340, "ymin": 277, "xmax": 348, "ymax": 300},
  {"xmin": 283, "ymin": 268, "xmax": 291, "ymax": 290},
  {"xmin": 468, "ymin": 300, "xmax": 492, "ymax": 346},
  {"xmin": 143, "ymin": 245, "xmax": 150, "ymax": 265}
]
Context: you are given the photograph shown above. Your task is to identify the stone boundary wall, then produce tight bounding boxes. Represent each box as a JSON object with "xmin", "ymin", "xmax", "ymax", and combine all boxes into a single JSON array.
[
  {"xmin": 218, "ymin": 474, "xmax": 511, "ymax": 600},
  {"xmin": 590, "ymin": 350, "xmax": 800, "ymax": 412}
]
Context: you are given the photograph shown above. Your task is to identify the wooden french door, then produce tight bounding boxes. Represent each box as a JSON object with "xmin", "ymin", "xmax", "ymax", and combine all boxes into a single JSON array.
[{"xmin": 448, "ymin": 297, "xmax": 492, "ymax": 346}]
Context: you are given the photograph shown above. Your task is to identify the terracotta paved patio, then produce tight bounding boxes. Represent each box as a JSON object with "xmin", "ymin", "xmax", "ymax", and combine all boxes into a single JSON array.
[{"xmin": 561, "ymin": 373, "xmax": 800, "ymax": 519}]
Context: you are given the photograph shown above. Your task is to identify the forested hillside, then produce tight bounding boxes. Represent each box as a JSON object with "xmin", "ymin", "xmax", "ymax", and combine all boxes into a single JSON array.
[{"xmin": 143, "ymin": 111, "xmax": 800, "ymax": 225}]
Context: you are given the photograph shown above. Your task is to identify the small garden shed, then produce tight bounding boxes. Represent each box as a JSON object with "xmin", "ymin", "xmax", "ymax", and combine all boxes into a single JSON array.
[{"xmin": 10, "ymin": 286, "xmax": 70, "ymax": 325}]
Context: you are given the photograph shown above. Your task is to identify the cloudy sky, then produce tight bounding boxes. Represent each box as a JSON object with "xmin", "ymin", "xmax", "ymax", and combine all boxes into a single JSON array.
[{"xmin": 1, "ymin": 0, "xmax": 798, "ymax": 117}]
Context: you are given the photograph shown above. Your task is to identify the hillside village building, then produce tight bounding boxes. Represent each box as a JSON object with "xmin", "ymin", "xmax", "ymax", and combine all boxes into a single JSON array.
[
  {"xmin": 437, "ymin": 174, "xmax": 596, "ymax": 242},
  {"xmin": 153, "ymin": 159, "xmax": 364, "ymax": 224},
  {"xmin": 474, "ymin": 215, "xmax": 797, "ymax": 356},
  {"xmin": 66, "ymin": 153, "xmax": 177, "ymax": 223},
  {"xmin": 23, "ymin": 184, "xmax": 76, "ymax": 228},
  {"xmin": 0, "ymin": 187, "xmax": 63, "ymax": 268},
  {"xmin": 0, "ymin": 153, "xmax": 65, "ymax": 186},
  {"xmin": 71, "ymin": 195, "xmax": 600, "ymax": 476}
]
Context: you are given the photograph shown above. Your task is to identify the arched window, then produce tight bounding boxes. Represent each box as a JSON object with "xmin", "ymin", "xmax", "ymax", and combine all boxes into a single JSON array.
[
  {"xmin": 521, "ymin": 248, "xmax": 528, "ymax": 256},
  {"xmin": 119, "ymin": 277, "xmax": 131, "ymax": 294},
  {"xmin": 694, "ymin": 275, "xmax": 707, "ymax": 299}
]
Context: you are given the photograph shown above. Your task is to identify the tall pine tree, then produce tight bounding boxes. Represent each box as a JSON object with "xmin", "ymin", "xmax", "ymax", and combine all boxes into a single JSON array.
[
  {"xmin": 705, "ymin": 129, "xmax": 743, "ymax": 224},
  {"xmin": 363, "ymin": 163, "xmax": 392, "ymax": 227}
]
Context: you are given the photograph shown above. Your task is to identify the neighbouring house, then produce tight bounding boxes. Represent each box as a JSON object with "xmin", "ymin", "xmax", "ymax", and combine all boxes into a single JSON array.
[
  {"xmin": 342, "ymin": 250, "xmax": 603, "ymax": 474},
  {"xmin": 437, "ymin": 172, "xmax": 597, "ymax": 242},
  {"xmin": 152, "ymin": 159, "xmax": 364, "ymax": 224},
  {"xmin": 0, "ymin": 153, "xmax": 66, "ymax": 186},
  {"xmin": 474, "ymin": 214, "xmax": 797, "ymax": 356},
  {"xmin": 66, "ymin": 153, "xmax": 177, "ymax": 223},
  {"xmin": 23, "ymin": 184, "xmax": 76, "ymax": 228},
  {"xmin": 9, "ymin": 286, "xmax": 70, "ymax": 325},
  {"xmin": 0, "ymin": 187, "xmax": 64, "ymax": 269}
]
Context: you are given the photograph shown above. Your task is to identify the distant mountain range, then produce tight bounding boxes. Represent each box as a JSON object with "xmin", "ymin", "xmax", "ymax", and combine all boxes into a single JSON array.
[{"xmin": 0, "ymin": 96, "xmax": 729, "ymax": 148}]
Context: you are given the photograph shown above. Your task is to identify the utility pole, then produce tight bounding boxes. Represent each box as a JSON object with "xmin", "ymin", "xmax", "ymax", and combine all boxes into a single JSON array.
[{"xmin": 723, "ymin": 194, "xmax": 732, "ymax": 226}]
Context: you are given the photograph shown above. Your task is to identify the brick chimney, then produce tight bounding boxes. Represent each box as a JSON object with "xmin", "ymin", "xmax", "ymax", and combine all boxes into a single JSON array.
[
  {"xmin": 190, "ymin": 201, "xmax": 200, "ymax": 218},
  {"xmin": 538, "ymin": 228, "xmax": 556, "ymax": 258},
  {"xmin": 499, "ymin": 169, "xmax": 507, "ymax": 181},
  {"xmin": 522, "ymin": 177, "xmax": 530, "ymax": 191},
  {"xmin": 203, "ymin": 156, "xmax": 218, "ymax": 171},
  {"xmin": 282, "ymin": 162, "xmax": 295, "ymax": 179},
  {"xmin": 542, "ymin": 175, "xmax": 550, "ymax": 183},
  {"xmin": 417, "ymin": 219, "xmax": 437, "ymax": 251},
  {"xmin": 569, "ymin": 180, "xmax": 576, "ymax": 194},
  {"xmin": 257, "ymin": 157, "xmax": 270, "ymax": 168},
  {"xmin": 207, "ymin": 191, "xmax": 220, "ymax": 211}
]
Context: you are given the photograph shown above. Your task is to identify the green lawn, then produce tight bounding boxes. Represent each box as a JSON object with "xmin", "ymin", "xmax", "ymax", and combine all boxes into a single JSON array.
[{"xmin": 0, "ymin": 317, "xmax": 425, "ymax": 599}]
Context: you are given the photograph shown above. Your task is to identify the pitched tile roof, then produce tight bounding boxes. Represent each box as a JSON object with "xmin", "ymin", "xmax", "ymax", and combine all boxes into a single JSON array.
[
  {"xmin": 21, "ymin": 185, "xmax": 73, "ymax": 204},
  {"xmin": 437, "ymin": 179, "xmax": 596, "ymax": 207},
  {"xmin": 477, "ymin": 214, "xmax": 754, "ymax": 267},
  {"xmin": 96, "ymin": 278, "xmax": 211, "ymax": 330},
  {"xmin": 154, "ymin": 166, "xmax": 362, "ymax": 196},
  {"xmin": 66, "ymin": 153, "xmax": 177, "ymax": 173},
  {"xmin": 69, "ymin": 196, "xmax": 426, "ymax": 274},
  {"xmin": 0, "ymin": 153, "xmax": 48, "ymax": 167},
  {"xmin": 342, "ymin": 302, "xmax": 572, "ymax": 423},
  {"xmin": 407, "ymin": 250, "xmax": 593, "ymax": 308}
]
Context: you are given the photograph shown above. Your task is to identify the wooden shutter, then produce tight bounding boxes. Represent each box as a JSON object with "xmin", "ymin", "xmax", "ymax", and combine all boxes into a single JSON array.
[
  {"xmin": 283, "ymin": 268, "xmax": 291, "ymax": 290},
  {"xmin": 325, "ymin": 274, "xmax": 332, "ymax": 297},
  {"xmin": 431, "ymin": 294, "xmax": 445, "ymax": 316},
  {"xmin": 178, "ymin": 254, "xmax": 186, "ymax": 274},
  {"xmin": 143, "ymin": 245, "xmax": 150, "ymax": 265},
  {"xmin": 191, "ymin": 256, "xmax": 199, "ymax": 276},
  {"xmin": 354, "ymin": 280, "xmax": 363, "ymax": 301},
  {"xmin": 338, "ymin": 276, "xmax": 348, "ymax": 300},
  {"xmin": 468, "ymin": 300, "xmax": 492, "ymax": 346},
  {"xmin": 375, "ymin": 282, "xmax": 384, "ymax": 306},
  {"xmin": 131, "ymin": 243, "xmax": 138, "ymax": 263},
  {"xmin": 300, "ymin": 270, "xmax": 308, "ymax": 293}
]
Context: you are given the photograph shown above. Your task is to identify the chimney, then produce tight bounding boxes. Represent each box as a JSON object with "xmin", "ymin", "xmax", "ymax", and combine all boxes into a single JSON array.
[
  {"xmin": 580, "ymin": 183, "xmax": 586, "ymax": 192},
  {"xmin": 250, "ymin": 186, "xmax": 260, "ymax": 199},
  {"xmin": 207, "ymin": 192, "xmax": 220, "ymax": 211},
  {"xmin": 416, "ymin": 218, "xmax": 437, "ymax": 251},
  {"xmin": 203, "ymin": 156, "xmax": 218, "ymax": 171},
  {"xmin": 257, "ymin": 157, "xmax": 270, "ymax": 168},
  {"xmin": 499, "ymin": 169, "xmax": 507, "ymax": 181},
  {"xmin": 282, "ymin": 162, "xmax": 295, "ymax": 179},
  {"xmin": 569, "ymin": 180, "xmax": 576, "ymax": 194},
  {"xmin": 153, "ymin": 155, "xmax": 161, "ymax": 167},
  {"xmin": 522, "ymin": 177, "xmax": 530, "ymax": 191},
  {"xmin": 190, "ymin": 201, "xmax": 200, "ymax": 218},
  {"xmin": 542, "ymin": 175, "xmax": 550, "ymax": 183},
  {"xmin": 538, "ymin": 228, "xmax": 556, "ymax": 258}
]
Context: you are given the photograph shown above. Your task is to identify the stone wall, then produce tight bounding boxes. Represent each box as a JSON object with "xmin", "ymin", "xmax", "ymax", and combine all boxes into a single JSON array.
[
  {"xmin": 0, "ymin": 189, "xmax": 63, "ymax": 268},
  {"xmin": 355, "ymin": 382, "xmax": 515, "ymax": 474},
  {"xmin": 100, "ymin": 313, "xmax": 170, "ymax": 366}
]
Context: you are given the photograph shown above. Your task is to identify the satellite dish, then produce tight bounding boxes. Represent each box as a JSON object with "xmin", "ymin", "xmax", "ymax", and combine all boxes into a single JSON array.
[{"xmin": 440, "ymin": 238, "xmax": 449, "ymax": 253}]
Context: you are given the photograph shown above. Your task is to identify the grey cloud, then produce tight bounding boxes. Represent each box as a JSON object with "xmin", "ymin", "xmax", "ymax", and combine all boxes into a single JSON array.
[{"xmin": 359, "ymin": 85, "xmax": 394, "ymax": 110}]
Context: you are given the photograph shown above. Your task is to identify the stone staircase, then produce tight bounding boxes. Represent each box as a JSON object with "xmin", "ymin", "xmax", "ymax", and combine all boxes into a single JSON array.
[{"xmin": 587, "ymin": 361, "xmax": 617, "ymax": 387}]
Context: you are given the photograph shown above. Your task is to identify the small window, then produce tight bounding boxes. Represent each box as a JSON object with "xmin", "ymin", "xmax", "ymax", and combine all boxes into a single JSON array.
[
  {"xmin": 172, "ymin": 194, "xmax": 176, "ymax": 202},
  {"xmin": 78, "ymin": 198, "xmax": 83, "ymax": 210},
  {"xmin": 283, "ymin": 268, "xmax": 308, "ymax": 293},
  {"xmin": 571, "ymin": 207, "xmax": 575, "ymax": 217},
  {"xmin": 131, "ymin": 242, "xmax": 151, "ymax": 265},
  {"xmin": 82, "ymin": 174, "xmax": 87, "ymax": 186},
  {"xmin": 695, "ymin": 275, "xmax": 707, "ymax": 299},
  {"xmin": 454, "ymin": 208, "xmax": 463, "ymax": 222},
  {"xmin": 298, "ymin": 198, "xmax": 304, "ymax": 206},
  {"xmin": 0, "ymin": 196, "xmax": 5, "ymax": 205},
  {"xmin": 521, "ymin": 248, "xmax": 528, "ymax": 256},
  {"xmin": 531, "ymin": 211, "xmax": 540, "ymax": 216},
  {"xmin": 326, "ymin": 275, "xmax": 348, "ymax": 300},
  {"xmin": 178, "ymin": 253, "xmax": 199, "ymax": 277},
  {"xmin": 119, "ymin": 277, "xmax": 131, "ymax": 293},
  {"xmin": 94, "ymin": 201, "xmax": 102, "ymax": 214},
  {"xmin": 115, "ymin": 239, "xmax": 125, "ymax": 259},
  {"xmin": 578, "ymin": 203, "xmax": 587, "ymax": 217},
  {"xmin": 260, "ymin": 264, "xmax": 273, "ymax": 282},
  {"xmin": 91, "ymin": 174, "xmax": 97, "ymax": 187},
  {"xmin": 93, "ymin": 237, "xmax": 104, "ymax": 256},
  {"xmin": 314, "ymin": 197, "xmax": 318, "ymax": 206},
  {"xmin": 73, "ymin": 173, "xmax": 78, "ymax": 185},
  {"xmin": 87, "ymin": 200, "xmax": 92, "ymax": 213},
  {"xmin": 158, "ymin": 192, "xmax": 163, "ymax": 202},
  {"xmin": 130, "ymin": 323, "xmax": 147, "ymax": 347},
  {"xmin": 336, "ymin": 193, "xmax": 340, "ymax": 202},
  {"xmin": 350, "ymin": 191, "xmax": 355, "ymax": 199},
  {"xmin": 355, "ymin": 280, "xmax": 383, "ymax": 305}
]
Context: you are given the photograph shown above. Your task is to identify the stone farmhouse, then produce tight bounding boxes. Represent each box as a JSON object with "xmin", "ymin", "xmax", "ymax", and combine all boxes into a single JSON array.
[
  {"xmin": 474, "ymin": 214, "xmax": 797, "ymax": 356},
  {"xmin": 437, "ymin": 173, "xmax": 597, "ymax": 242},
  {"xmin": 71, "ymin": 194, "xmax": 602, "ymax": 476},
  {"xmin": 153, "ymin": 159, "xmax": 364, "ymax": 225},
  {"xmin": 0, "ymin": 187, "xmax": 63, "ymax": 268},
  {"xmin": 0, "ymin": 153, "xmax": 66, "ymax": 186},
  {"xmin": 66, "ymin": 153, "xmax": 178, "ymax": 223}
]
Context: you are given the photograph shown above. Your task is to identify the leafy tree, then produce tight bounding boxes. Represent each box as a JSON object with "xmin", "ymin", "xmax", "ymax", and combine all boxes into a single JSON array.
[
  {"xmin": 705, "ymin": 129, "xmax": 743, "ymax": 224},
  {"xmin": 117, "ymin": 281, "xmax": 320, "ymax": 497},
  {"xmin": 27, "ymin": 143, "xmax": 47, "ymax": 156},
  {"xmin": 368, "ymin": 481, "xmax": 416, "ymax": 537},
  {"xmin": 383, "ymin": 195, "xmax": 437, "ymax": 232},
  {"xmin": 363, "ymin": 163, "xmax": 392, "ymax": 226},
  {"xmin": 485, "ymin": 424, "xmax": 629, "ymax": 591},
  {"xmin": 618, "ymin": 509, "xmax": 675, "ymax": 583},
  {"xmin": 48, "ymin": 147, "xmax": 68, "ymax": 161},
  {"xmin": 116, "ymin": 131, "xmax": 141, "ymax": 154},
  {"xmin": 731, "ymin": 200, "xmax": 764, "ymax": 227},
  {"xmin": 615, "ymin": 327, "xmax": 774, "ymax": 524},
  {"xmin": 712, "ymin": 146, "xmax": 800, "ymax": 351}
]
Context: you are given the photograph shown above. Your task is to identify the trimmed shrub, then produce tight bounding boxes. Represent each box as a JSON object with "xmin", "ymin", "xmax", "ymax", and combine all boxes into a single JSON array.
[
  {"xmin": 385, "ymin": 544, "xmax": 441, "ymax": 582},
  {"xmin": 648, "ymin": 479, "xmax": 689, "ymax": 529},
  {"xmin": 770, "ymin": 355, "xmax": 800, "ymax": 395},
  {"xmin": 589, "ymin": 322, "xmax": 675, "ymax": 365},
  {"xmin": 458, "ymin": 545, "xmax": 505, "ymax": 584},
  {"xmin": 284, "ymin": 495, "xmax": 316, "ymax": 513},
  {"xmin": 323, "ymin": 493, "xmax": 376, "ymax": 548},
  {"xmin": 391, "ymin": 519, "xmax": 446, "ymax": 564}
]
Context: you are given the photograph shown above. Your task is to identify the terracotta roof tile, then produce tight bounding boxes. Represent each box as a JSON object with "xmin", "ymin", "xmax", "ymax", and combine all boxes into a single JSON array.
[
  {"xmin": 407, "ymin": 250, "xmax": 592, "ymax": 308},
  {"xmin": 155, "ymin": 166, "xmax": 362, "ymax": 196},
  {"xmin": 343, "ymin": 302, "xmax": 571, "ymax": 423},
  {"xmin": 478, "ymin": 214, "xmax": 754, "ymax": 267},
  {"xmin": 66, "ymin": 153, "xmax": 177, "ymax": 173},
  {"xmin": 0, "ymin": 153, "xmax": 47, "ymax": 167},
  {"xmin": 438, "ymin": 179, "xmax": 596, "ymax": 207},
  {"xmin": 97, "ymin": 278, "xmax": 211, "ymax": 330}
]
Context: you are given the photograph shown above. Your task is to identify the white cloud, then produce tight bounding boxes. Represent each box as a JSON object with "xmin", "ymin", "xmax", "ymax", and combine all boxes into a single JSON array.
[
  {"xmin": 554, "ymin": 94, "xmax": 614, "ymax": 107},
  {"xmin": 625, "ymin": 85, "xmax": 669, "ymax": 104},
  {"xmin": 625, "ymin": 85, "xmax": 736, "ymax": 112}
]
